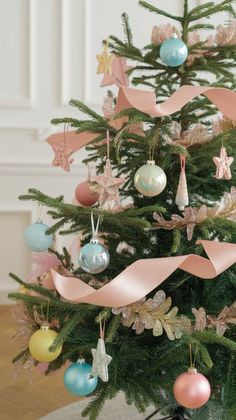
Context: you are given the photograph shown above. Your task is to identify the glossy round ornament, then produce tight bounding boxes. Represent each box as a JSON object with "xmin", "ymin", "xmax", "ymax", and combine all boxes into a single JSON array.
[
  {"xmin": 79, "ymin": 240, "xmax": 110, "ymax": 274},
  {"xmin": 134, "ymin": 160, "xmax": 167, "ymax": 197},
  {"xmin": 160, "ymin": 37, "xmax": 188, "ymax": 67},
  {"xmin": 64, "ymin": 359, "xmax": 98, "ymax": 396},
  {"xmin": 173, "ymin": 368, "xmax": 211, "ymax": 409},
  {"xmin": 29, "ymin": 325, "xmax": 62, "ymax": 362},
  {"xmin": 75, "ymin": 181, "xmax": 99, "ymax": 207},
  {"xmin": 24, "ymin": 222, "xmax": 53, "ymax": 252}
]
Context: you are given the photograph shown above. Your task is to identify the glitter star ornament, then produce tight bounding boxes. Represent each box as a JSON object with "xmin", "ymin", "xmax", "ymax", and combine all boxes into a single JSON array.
[
  {"xmin": 91, "ymin": 338, "xmax": 112, "ymax": 382},
  {"xmin": 96, "ymin": 40, "xmax": 114, "ymax": 75},
  {"xmin": 52, "ymin": 142, "xmax": 74, "ymax": 172},
  {"xmin": 100, "ymin": 56, "xmax": 132, "ymax": 88},
  {"xmin": 213, "ymin": 146, "xmax": 234, "ymax": 180},
  {"xmin": 91, "ymin": 159, "xmax": 125, "ymax": 211},
  {"xmin": 91, "ymin": 322, "xmax": 112, "ymax": 382}
]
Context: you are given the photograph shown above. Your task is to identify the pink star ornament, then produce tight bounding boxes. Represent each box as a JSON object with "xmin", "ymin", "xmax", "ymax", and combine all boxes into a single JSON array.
[
  {"xmin": 91, "ymin": 159, "xmax": 125, "ymax": 211},
  {"xmin": 100, "ymin": 56, "xmax": 132, "ymax": 88},
  {"xmin": 213, "ymin": 146, "xmax": 234, "ymax": 180}
]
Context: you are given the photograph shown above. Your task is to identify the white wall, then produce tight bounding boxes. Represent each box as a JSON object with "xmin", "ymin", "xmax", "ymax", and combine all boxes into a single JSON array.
[{"xmin": 0, "ymin": 0, "xmax": 228, "ymax": 302}]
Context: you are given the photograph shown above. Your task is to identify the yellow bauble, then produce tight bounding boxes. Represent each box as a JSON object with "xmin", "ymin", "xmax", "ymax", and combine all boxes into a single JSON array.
[{"xmin": 29, "ymin": 325, "xmax": 62, "ymax": 362}]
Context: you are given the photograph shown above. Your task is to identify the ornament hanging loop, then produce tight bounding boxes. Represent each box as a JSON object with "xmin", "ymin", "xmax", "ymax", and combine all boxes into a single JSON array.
[
  {"xmin": 106, "ymin": 129, "xmax": 110, "ymax": 160},
  {"xmin": 36, "ymin": 204, "xmax": 43, "ymax": 223},
  {"xmin": 189, "ymin": 342, "xmax": 193, "ymax": 368},
  {"xmin": 99, "ymin": 319, "xmax": 106, "ymax": 340},
  {"xmin": 91, "ymin": 212, "xmax": 100, "ymax": 243}
]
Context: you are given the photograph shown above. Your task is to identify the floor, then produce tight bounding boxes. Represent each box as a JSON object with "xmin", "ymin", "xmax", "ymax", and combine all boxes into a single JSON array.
[{"xmin": 0, "ymin": 305, "xmax": 78, "ymax": 420}]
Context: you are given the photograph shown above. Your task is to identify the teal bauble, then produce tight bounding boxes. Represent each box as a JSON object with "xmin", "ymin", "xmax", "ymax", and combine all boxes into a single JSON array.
[
  {"xmin": 134, "ymin": 160, "xmax": 167, "ymax": 197},
  {"xmin": 160, "ymin": 37, "xmax": 188, "ymax": 67},
  {"xmin": 24, "ymin": 222, "xmax": 53, "ymax": 252},
  {"xmin": 79, "ymin": 240, "xmax": 110, "ymax": 274},
  {"xmin": 64, "ymin": 360, "xmax": 98, "ymax": 396}
]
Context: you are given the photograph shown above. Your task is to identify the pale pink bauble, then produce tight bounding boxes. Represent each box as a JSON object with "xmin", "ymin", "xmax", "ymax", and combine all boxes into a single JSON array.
[
  {"xmin": 173, "ymin": 368, "xmax": 211, "ymax": 409},
  {"xmin": 75, "ymin": 181, "xmax": 99, "ymax": 207}
]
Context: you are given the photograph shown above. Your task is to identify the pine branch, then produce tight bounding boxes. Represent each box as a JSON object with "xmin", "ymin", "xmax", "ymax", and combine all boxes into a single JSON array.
[
  {"xmin": 8, "ymin": 292, "xmax": 85, "ymax": 313},
  {"xmin": 222, "ymin": 353, "xmax": 236, "ymax": 408},
  {"xmin": 81, "ymin": 384, "xmax": 118, "ymax": 419},
  {"xmin": 49, "ymin": 312, "xmax": 83, "ymax": 351},
  {"xmin": 188, "ymin": 0, "xmax": 236, "ymax": 22},
  {"xmin": 12, "ymin": 348, "xmax": 29, "ymax": 364},
  {"xmin": 69, "ymin": 99, "xmax": 104, "ymax": 122},
  {"xmin": 50, "ymin": 117, "xmax": 82, "ymax": 126},
  {"xmin": 106, "ymin": 315, "xmax": 121, "ymax": 343},
  {"xmin": 188, "ymin": 23, "xmax": 215, "ymax": 32},
  {"xmin": 193, "ymin": 331, "xmax": 236, "ymax": 351},
  {"xmin": 139, "ymin": 1, "xmax": 182, "ymax": 22},
  {"xmin": 121, "ymin": 13, "xmax": 133, "ymax": 45},
  {"xmin": 9, "ymin": 273, "xmax": 56, "ymax": 300}
]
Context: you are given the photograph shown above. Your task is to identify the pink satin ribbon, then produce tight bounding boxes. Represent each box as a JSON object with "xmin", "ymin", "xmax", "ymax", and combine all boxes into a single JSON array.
[
  {"xmin": 115, "ymin": 85, "xmax": 236, "ymax": 119},
  {"xmin": 51, "ymin": 240, "xmax": 236, "ymax": 308},
  {"xmin": 47, "ymin": 85, "xmax": 236, "ymax": 165}
]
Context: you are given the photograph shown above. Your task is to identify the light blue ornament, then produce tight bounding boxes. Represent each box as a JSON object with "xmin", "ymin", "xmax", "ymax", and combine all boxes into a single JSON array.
[
  {"xmin": 160, "ymin": 37, "xmax": 188, "ymax": 67},
  {"xmin": 24, "ymin": 222, "xmax": 53, "ymax": 252},
  {"xmin": 79, "ymin": 240, "xmax": 110, "ymax": 274},
  {"xmin": 64, "ymin": 359, "xmax": 98, "ymax": 396}
]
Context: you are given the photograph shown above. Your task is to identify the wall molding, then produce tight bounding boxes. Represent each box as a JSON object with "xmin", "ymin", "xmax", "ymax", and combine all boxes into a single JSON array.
[
  {"xmin": 60, "ymin": 0, "xmax": 86, "ymax": 106},
  {"xmin": 83, "ymin": 0, "xmax": 101, "ymax": 108},
  {"xmin": 0, "ymin": 0, "xmax": 35, "ymax": 109},
  {"xmin": 0, "ymin": 161, "xmax": 85, "ymax": 176},
  {"xmin": 0, "ymin": 124, "xmax": 53, "ymax": 142},
  {"xmin": 60, "ymin": 0, "xmax": 68, "ymax": 106},
  {"xmin": 60, "ymin": 0, "xmax": 100, "ymax": 108}
]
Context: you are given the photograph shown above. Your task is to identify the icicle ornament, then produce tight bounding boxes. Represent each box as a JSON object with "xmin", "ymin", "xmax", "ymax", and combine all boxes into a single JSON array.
[{"xmin": 175, "ymin": 155, "xmax": 189, "ymax": 211}]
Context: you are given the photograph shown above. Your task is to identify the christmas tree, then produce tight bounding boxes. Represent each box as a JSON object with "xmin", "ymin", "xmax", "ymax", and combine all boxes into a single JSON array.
[{"xmin": 9, "ymin": 1, "xmax": 236, "ymax": 419}]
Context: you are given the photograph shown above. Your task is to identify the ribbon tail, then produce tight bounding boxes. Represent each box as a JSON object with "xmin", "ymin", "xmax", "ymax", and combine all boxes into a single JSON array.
[{"xmin": 51, "ymin": 241, "xmax": 236, "ymax": 308}]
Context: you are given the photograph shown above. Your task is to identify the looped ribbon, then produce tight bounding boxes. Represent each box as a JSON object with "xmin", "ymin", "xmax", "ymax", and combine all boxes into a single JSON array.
[
  {"xmin": 47, "ymin": 85, "xmax": 236, "ymax": 169},
  {"xmin": 51, "ymin": 240, "xmax": 236, "ymax": 308}
]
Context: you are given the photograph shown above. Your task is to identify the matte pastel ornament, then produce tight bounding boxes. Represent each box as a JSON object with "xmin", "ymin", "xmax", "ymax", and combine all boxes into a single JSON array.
[
  {"xmin": 75, "ymin": 181, "xmax": 99, "ymax": 207},
  {"xmin": 29, "ymin": 325, "xmax": 62, "ymax": 362},
  {"xmin": 79, "ymin": 241, "xmax": 110, "ymax": 274},
  {"xmin": 64, "ymin": 359, "xmax": 98, "ymax": 396},
  {"xmin": 24, "ymin": 222, "xmax": 53, "ymax": 252},
  {"xmin": 160, "ymin": 37, "xmax": 188, "ymax": 67},
  {"xmin": 173, "ymin": 368, "xmax": 211, "ymax": 409},
  {"xmin": 134, "ymin": 160, "xmax": 167, "ymax": 197}
]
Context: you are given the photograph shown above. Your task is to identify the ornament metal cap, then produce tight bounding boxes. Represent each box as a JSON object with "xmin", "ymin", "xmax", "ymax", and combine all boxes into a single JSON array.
[
  {"xmin": 77, "ymin": 358, "xmax": 86, "ymax": 364},
  {"xmin": 90, "ymin": 238, "xmax": 99, "ymax": 244},
  {"xmin": 35, "ymin": 218, "xmax": 43, "ymax": 224},
  {"xmin": 40, "ymin": 324, "xmax": 49, "ymax": 331},
  {"xmin": 188, "ymin": 367, "xmax": 197, "ymax": 374},
  {"xmin": 146, "ymin": 160, "xmax": 155, "ymax": 166}
]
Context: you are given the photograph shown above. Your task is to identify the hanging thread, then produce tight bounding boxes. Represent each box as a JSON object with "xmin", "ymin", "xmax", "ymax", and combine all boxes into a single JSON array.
[{"xmin": 106, "ymin": 129, "xmax": 110, "ymax": 160}]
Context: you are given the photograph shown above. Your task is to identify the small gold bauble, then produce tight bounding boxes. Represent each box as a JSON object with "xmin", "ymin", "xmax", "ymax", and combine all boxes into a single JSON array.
[{"xmin": 29, "ymin": 325, "xmax": 62, "ymax": 362}]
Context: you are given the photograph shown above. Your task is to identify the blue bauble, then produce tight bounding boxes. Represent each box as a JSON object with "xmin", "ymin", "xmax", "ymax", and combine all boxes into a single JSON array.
[
  {"xmin": 64, "ymin": 360, "xmax": 98, "ymax": 396},
  {"xmin": 79, "ymin": 241, "xmax": 110, "ymax": 274},
  {"xmin": 24, "ymin": 222, "xmax": 53, "ymax": 252},
  {"xmin": 160, "ymin": 38, "xmax": 188, "ymax": 67}
]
